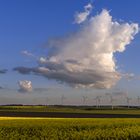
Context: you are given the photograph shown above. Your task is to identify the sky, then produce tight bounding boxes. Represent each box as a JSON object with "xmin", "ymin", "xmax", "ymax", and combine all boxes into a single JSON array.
[{"xmin": 0, "ymin": 0, "xmax": 140, "ymax": 105}]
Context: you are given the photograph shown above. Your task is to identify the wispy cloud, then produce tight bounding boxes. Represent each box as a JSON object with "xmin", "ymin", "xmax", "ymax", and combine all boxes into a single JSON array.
[
  {"xmin": 0, "ymin": 69, "xmax": 7, "ymax": 74},
  {"xmin": 34, "ymin": 88, "xmax": 49, "ymax": 93},
  {"xmin": 122, "ymin": 73, "xmax": 135, "ymax": 81},
  {"xmin": 21, "ymin": 50, "xmax": 35, "ymax": 57},
  {"xmin": 74, "ymin": 3, "xmax": 93, "ymax": 24},
  {"xmin": 112, "ymin": 91, "xmax": 127, "ymax": 97},
  {"xmin": 13, "ymin": 67, "xmax": 33, "ymax": 74},
  {"xmin": 0, "ymin": 86, "xmax": 3, "ymax": 89}
]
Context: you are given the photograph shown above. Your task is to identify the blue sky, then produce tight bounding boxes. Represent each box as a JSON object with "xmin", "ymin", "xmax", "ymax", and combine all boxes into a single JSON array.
[{"xmin": 0, "ymin": 0, "xmax": 140, "ymax": 105}]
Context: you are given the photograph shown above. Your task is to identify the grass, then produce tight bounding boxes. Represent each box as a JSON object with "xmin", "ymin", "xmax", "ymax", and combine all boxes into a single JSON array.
[{"xmin": 0, "ymin": 118, "xmax": 140, "ymax": 139}]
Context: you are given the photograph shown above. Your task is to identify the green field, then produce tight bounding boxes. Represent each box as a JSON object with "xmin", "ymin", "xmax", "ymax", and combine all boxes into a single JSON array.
[
  {"xmin": 0, "ymin": 118, "xmax": 140, "ymax": 140},
  {"xmin": 0, "ymin": 105, "xmax": 140, "ymax": 115}
]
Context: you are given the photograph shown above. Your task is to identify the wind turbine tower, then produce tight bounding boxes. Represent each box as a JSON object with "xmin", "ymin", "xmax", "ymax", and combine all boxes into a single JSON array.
[
  {"xmin": 126, "ymin": 97, "xmax": 132, "ymax": 108},
  {"xmin": 82, "ymin": 96, "xmax": 88, "ymax": 106},
  {"xmin": 106, "ymin": 93, "xmax": 115, "ymax": 110},
  {"xmin": 137, "ymin": 96, "xmax": 140, "ymax": 108},
  {"xmin": 110, "ymin": 95, "xmax": 116, "ymax": 110},
  {"xmin": 61, "ymin": 95, "xmax": 66, "ymax": 105},
  {"xmin": 94, "ymin": 96, "xmax": 102, "ymax": 108},
  {"xmin": 45, "ymin": 97, "xmax": 49, "ymax": 106}
]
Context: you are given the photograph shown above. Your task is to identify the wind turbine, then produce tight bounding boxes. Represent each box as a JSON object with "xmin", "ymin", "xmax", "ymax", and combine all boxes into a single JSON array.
[
  {"xmin": 82, "ymin": 96, "xmax": 88, "ymax": 106},
  {"xmin": 106, "ymin": 93, "xmax": 115, "ymax": 110},
  {"xmin": 45, "ymin": 97, "xmax": 49, "ymax": 106},
  {"xmin": 93, "ymin": 97, "xmax": 98, "ymax": 108},
  {"xmin": 93, "ymin": 96, "xmax": 102, "ymax": 108},
  {"xmin": 137, "ymin": 96, "xmax": 140, "ymax": 107},
  {"xmin": 126, "ymin": 97, "xmax": 132, "ymax": 108},
  {"xmin": 61, "ymin": 95, "xmax": 66, "ymax": 105},
  {"xmin": 110, "ymin": 95, "xmax": 116, "ymax": 110}
]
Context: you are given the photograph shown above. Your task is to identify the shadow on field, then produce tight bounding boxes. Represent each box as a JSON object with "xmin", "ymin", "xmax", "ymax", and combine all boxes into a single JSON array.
[{"xmin": 0, "ymin": 111, "xmax": 140, "ymax": 118}]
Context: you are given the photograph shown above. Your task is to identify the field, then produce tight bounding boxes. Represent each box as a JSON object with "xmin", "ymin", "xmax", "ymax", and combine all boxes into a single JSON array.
[
  {"xmin": 0, "ymin": 105, "xmax": 140, "ymax": 118},
  {"xmin": 0, "ymin": 118, "xmax": 140, "ymax": 140},
  {"xmin": 0, "ymin": 105, "xmax": 140, "ymax": 114},
  {"xmin": 0, "ymin": 106, "xmax": 140, "ymax": 139}
]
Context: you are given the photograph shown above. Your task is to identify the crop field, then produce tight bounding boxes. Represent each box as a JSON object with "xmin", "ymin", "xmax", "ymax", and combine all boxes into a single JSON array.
[
  {"xmin": 0, "ymin": 105, "xmax": 140, "ymax": 118},
  {"xmin": 0, "ymin": 105, "xmax": 140, "ymax": 114},
  {"xmin": 0, "ymin": 118, "xmax": 140, "ymax": 140},
  {"xmin": 0, "ymin": 106, "xmax": 140, "ymax": 139}
]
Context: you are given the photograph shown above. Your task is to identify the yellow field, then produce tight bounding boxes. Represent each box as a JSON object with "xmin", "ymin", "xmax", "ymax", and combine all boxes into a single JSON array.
[{"xmin": 0, "ymin": 117, "xmax": 140, "ymax": 139}]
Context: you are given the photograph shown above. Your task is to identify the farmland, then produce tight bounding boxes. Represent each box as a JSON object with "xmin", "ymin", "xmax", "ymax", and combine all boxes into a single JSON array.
[
  {"xmin": 0, "ymin": 106, "xmax": 140, "ymax": 139},
  {"xmin": 0, "ymin": 118, "xmax": 140, "ymax": 139},
  {"xmin": 0, "ymin": 105, "xmax": 140, "ymax": 118},
  {"xmin": 0, "ymin": 105, "xmax": 140, "ymax": 114}
]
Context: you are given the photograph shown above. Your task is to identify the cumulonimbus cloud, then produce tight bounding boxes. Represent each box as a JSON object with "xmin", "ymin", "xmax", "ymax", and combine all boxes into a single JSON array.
[{"xmin": 14, "ymin": 4, "xmax": 139, "ymax": 89}]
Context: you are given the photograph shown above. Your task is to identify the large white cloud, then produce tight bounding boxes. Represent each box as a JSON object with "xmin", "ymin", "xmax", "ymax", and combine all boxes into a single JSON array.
[
  {"xmin": 15, "ymin": 4, "xmax": 139, "ymax": 89},
  {"xmin": 39, "ymin": 9, "xmax": 139, "ymax": 88}
]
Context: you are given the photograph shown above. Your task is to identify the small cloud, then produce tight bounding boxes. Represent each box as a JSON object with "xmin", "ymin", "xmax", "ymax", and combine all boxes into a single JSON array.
[
  {"xmin": 13, "ymin": 67, "xmax": 32, "ymax": 74},
  {"xmin": 34, "ymin": 88, "xmax": 49, "ymax": 93},
  {"xmin": 0, "ymin": 85, "xmax": 12, "ymax": 91},
  {"xmin": 18, "ymin": 80, "xmax": 32, "ymax": 93},
  {"xmin": 112, "ymin": 91, "xmax": 127, "ymax": 97},
  {"xmin": 0, "ymin": 69, "xmax": 7, "ymax": 74},
  {"xmin": 38, "ymin": 57, "xmax": 47, "ymax": 64},
  {"xmin": 74, "ymin": 3, "xmax": 93, "ymax": 24},
  {"xmin": 21, "ymin": 50, "xmax": 35, "ymax": 57},
  {"xmin": 122, "ymin": 73, "xmax": 135, "ymax": 81},
  {"xmin": 0, "ymin": 86, "xmax": 3, "ymax": 89}
]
